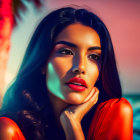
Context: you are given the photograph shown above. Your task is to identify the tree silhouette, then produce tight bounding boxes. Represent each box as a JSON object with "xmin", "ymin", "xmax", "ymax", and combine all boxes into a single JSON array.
[{"xmin": 0, "ymin": 0, "xmax": 43, "ymax": 106}]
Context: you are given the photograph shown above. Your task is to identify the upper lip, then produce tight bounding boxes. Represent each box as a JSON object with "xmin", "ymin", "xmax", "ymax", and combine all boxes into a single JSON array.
[{"xmin": 66, "ymin": 77, "xmax": 87, "ymax": 88}]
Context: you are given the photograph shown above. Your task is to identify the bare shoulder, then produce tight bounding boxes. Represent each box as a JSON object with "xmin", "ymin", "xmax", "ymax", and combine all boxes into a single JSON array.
[{"xmin": 0, "ymin": 117, "xmax": 25, "ymax": 140}]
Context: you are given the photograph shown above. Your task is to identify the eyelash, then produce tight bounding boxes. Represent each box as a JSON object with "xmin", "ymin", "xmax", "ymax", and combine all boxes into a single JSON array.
[
  {"xmin": 58, "ymin": 48, "xmax": 73, "ymax": 55},
  {"xmin": 88, "ymin": 54, "xmax": 101, "ymax": 61},
  {"xmin": 58, "ymin": 48, "xmax": 100, "ymax": 61}
]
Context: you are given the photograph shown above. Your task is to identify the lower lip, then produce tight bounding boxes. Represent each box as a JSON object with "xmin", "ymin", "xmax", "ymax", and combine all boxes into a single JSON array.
[{"xmin": 66, "ymin": 83, "xmax": 86, "ymax": 91}]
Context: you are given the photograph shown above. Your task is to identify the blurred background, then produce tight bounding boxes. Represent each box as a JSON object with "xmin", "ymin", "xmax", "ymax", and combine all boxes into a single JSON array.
[{"xmin": 0, "ymin": 0, "xmax": 140, "ymax": 139}]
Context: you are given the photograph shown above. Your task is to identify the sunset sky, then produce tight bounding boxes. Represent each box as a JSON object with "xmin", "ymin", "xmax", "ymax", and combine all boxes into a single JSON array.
[{"xmin": 6, "ymin": 0, "xmax": 140, "ymax": 94}]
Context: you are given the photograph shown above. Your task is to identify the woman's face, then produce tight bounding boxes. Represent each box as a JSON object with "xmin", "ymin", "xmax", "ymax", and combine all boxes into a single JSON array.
[{"xmin": 46, "ymin": 23, "xmax": 101, "ymax": 104}]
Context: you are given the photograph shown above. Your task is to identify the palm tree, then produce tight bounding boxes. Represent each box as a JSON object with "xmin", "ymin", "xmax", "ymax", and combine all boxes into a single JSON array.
[{"xmin": 0, "ymin": 0, "xmax": 43, "ymax": 106}]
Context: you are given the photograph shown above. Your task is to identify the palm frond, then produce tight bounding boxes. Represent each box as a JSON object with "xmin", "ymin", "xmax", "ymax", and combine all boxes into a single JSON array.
[{"xmin": 12, "ymin": 0, "xmax": 43, "ymax": 26}]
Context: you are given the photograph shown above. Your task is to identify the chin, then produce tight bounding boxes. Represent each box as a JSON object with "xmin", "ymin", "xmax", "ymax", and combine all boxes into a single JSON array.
[{"xmin": 64, "ymin": 94, "xmax": 85, "ymax": 105}]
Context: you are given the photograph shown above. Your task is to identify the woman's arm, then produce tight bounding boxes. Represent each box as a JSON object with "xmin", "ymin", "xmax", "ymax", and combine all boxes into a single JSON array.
[
  {"xmin": 60, "ymin": 87, "xmax": 99, "ymax": 140},
  {"xmin": 0, "ymin": 117, "xmax": 25, "ymax": 140},
  {"xmin": 60, "ymin": 113, "xmax": 85, "ymax": 140}
]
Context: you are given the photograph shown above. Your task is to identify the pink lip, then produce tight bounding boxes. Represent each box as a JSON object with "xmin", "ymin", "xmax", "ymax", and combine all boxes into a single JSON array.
[{"xmin": 66, "ymin": 77, "xmax": 87, "ymax": 91}]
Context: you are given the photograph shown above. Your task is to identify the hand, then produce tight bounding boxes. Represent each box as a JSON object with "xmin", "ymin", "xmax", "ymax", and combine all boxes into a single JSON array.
[
  {"xmin": 61, "ymin": 87, "xmax": 99, "ymax": 122},
  {"xmin": 60, "ymin": 87, "xmax": 99, "ymax": 140}
]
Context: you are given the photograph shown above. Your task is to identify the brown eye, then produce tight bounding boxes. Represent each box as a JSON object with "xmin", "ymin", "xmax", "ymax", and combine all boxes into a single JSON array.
[
  {"xmin": 58, "ymin": 48, "xmax": 73, "ymax": 55},
  {"xmin": 88, "ymin": 54, "xmax": 100, "ymax": 61}
]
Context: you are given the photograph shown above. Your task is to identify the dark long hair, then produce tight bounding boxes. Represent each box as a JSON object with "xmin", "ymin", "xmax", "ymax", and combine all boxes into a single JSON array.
[{"xmin": 0, "ymin": 7, "xmax": 122, "ymax": 139}]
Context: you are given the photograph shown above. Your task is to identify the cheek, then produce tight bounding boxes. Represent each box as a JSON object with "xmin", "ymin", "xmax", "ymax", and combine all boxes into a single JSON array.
[
  {"xmin": 46, "ymin": 62, "xmax": 64, "ymax": 100},
  {"xmin": 88, "ymin": 63, "xmax": 100, "ymax": 85},
  {"xmin": 46, "ymin": 57, "xmax": 72, "ymax": 100},
  {"xmin": 51, "ymin": 57, "xmax": 72, "ymax": 78}
]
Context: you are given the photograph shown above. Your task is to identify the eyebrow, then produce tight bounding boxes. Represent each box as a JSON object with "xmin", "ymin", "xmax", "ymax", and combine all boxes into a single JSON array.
[{"xmin": 54, "ymin": 41, "xmax": 101, "ymax": 50}]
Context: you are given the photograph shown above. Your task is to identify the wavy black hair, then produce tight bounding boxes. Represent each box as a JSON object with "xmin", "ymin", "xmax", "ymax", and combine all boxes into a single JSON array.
[{"xmin": 0, "ymin": 7, "xmax": 122, "ymax": 139}]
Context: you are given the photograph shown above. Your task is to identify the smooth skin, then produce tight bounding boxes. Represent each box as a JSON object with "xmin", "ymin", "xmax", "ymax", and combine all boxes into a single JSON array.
[
  {"xmin": 46, "ymin": 23, "xmax": 101, "ymax": 139},
  {"xmin": 47, "ymin": 23, "xmax": 101, "ymax": 105}
]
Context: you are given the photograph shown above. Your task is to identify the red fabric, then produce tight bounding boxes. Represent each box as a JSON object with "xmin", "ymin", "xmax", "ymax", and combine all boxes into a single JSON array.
[
  {"xmin": 87, "ymin": 98, "xmax": 133, "ymax": 140},
  {"xmin": 0, "ymin": 117, "xmax": 25, "ymax": 140},
  {"xmin": 0, "ymin": 98, "xmax": 133, "ymax": 140}
]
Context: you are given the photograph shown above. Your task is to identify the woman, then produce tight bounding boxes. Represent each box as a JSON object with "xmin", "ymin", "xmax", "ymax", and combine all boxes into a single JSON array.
[{"xmin": 0, "ymin": 7, "xmax": 133, "ymax": 140}]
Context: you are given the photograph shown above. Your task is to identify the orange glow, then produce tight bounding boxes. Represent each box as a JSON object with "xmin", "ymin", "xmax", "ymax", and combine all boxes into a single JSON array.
[{"xmin": 0, "ymin": 0, "xmax": 13, "ymax": 100}]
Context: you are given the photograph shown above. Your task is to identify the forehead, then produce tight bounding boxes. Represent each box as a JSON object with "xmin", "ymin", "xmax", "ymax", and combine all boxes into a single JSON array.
[{"xmin": 54, "ymin": 23, "xmax": 101, "ymax": 48}]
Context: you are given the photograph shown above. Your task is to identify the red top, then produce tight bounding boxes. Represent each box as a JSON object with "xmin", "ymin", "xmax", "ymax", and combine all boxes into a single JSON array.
[
  {"xmin": 0, "ymin": 117, "xmax": 25, "ymax": 140},
  {"xmin": 87, "ymin": 98, "xmax": 133, "ymax": 140},
  {"xmin": 0, "ymin": 98, "xmax": 133, "ymax": 140}
]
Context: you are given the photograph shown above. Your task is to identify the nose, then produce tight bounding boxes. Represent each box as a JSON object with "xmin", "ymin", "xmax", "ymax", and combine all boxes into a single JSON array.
[{"xmin": 72, "ymin": 54, "xmax": 86, "ymax": 74}]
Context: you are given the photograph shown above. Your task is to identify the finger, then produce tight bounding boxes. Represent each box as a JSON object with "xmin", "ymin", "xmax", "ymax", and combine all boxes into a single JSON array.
[
  {"xmin": 83, "ymin": 87, "xmax": 96, "ymax": 103},
  {"xmin": 82, "ymin": 87, "xmax": 99, "ymax": 109},
  {"xmin": 64, "ymin": 88, "xmax": 99, "ymax": 121},
  {"xmin": 76, "ymin": 88, "xmax": 99, "ymax": 119},
  {"xmin": 89, "ymin": 87, "xmax": 99, "ymax": 105}
]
